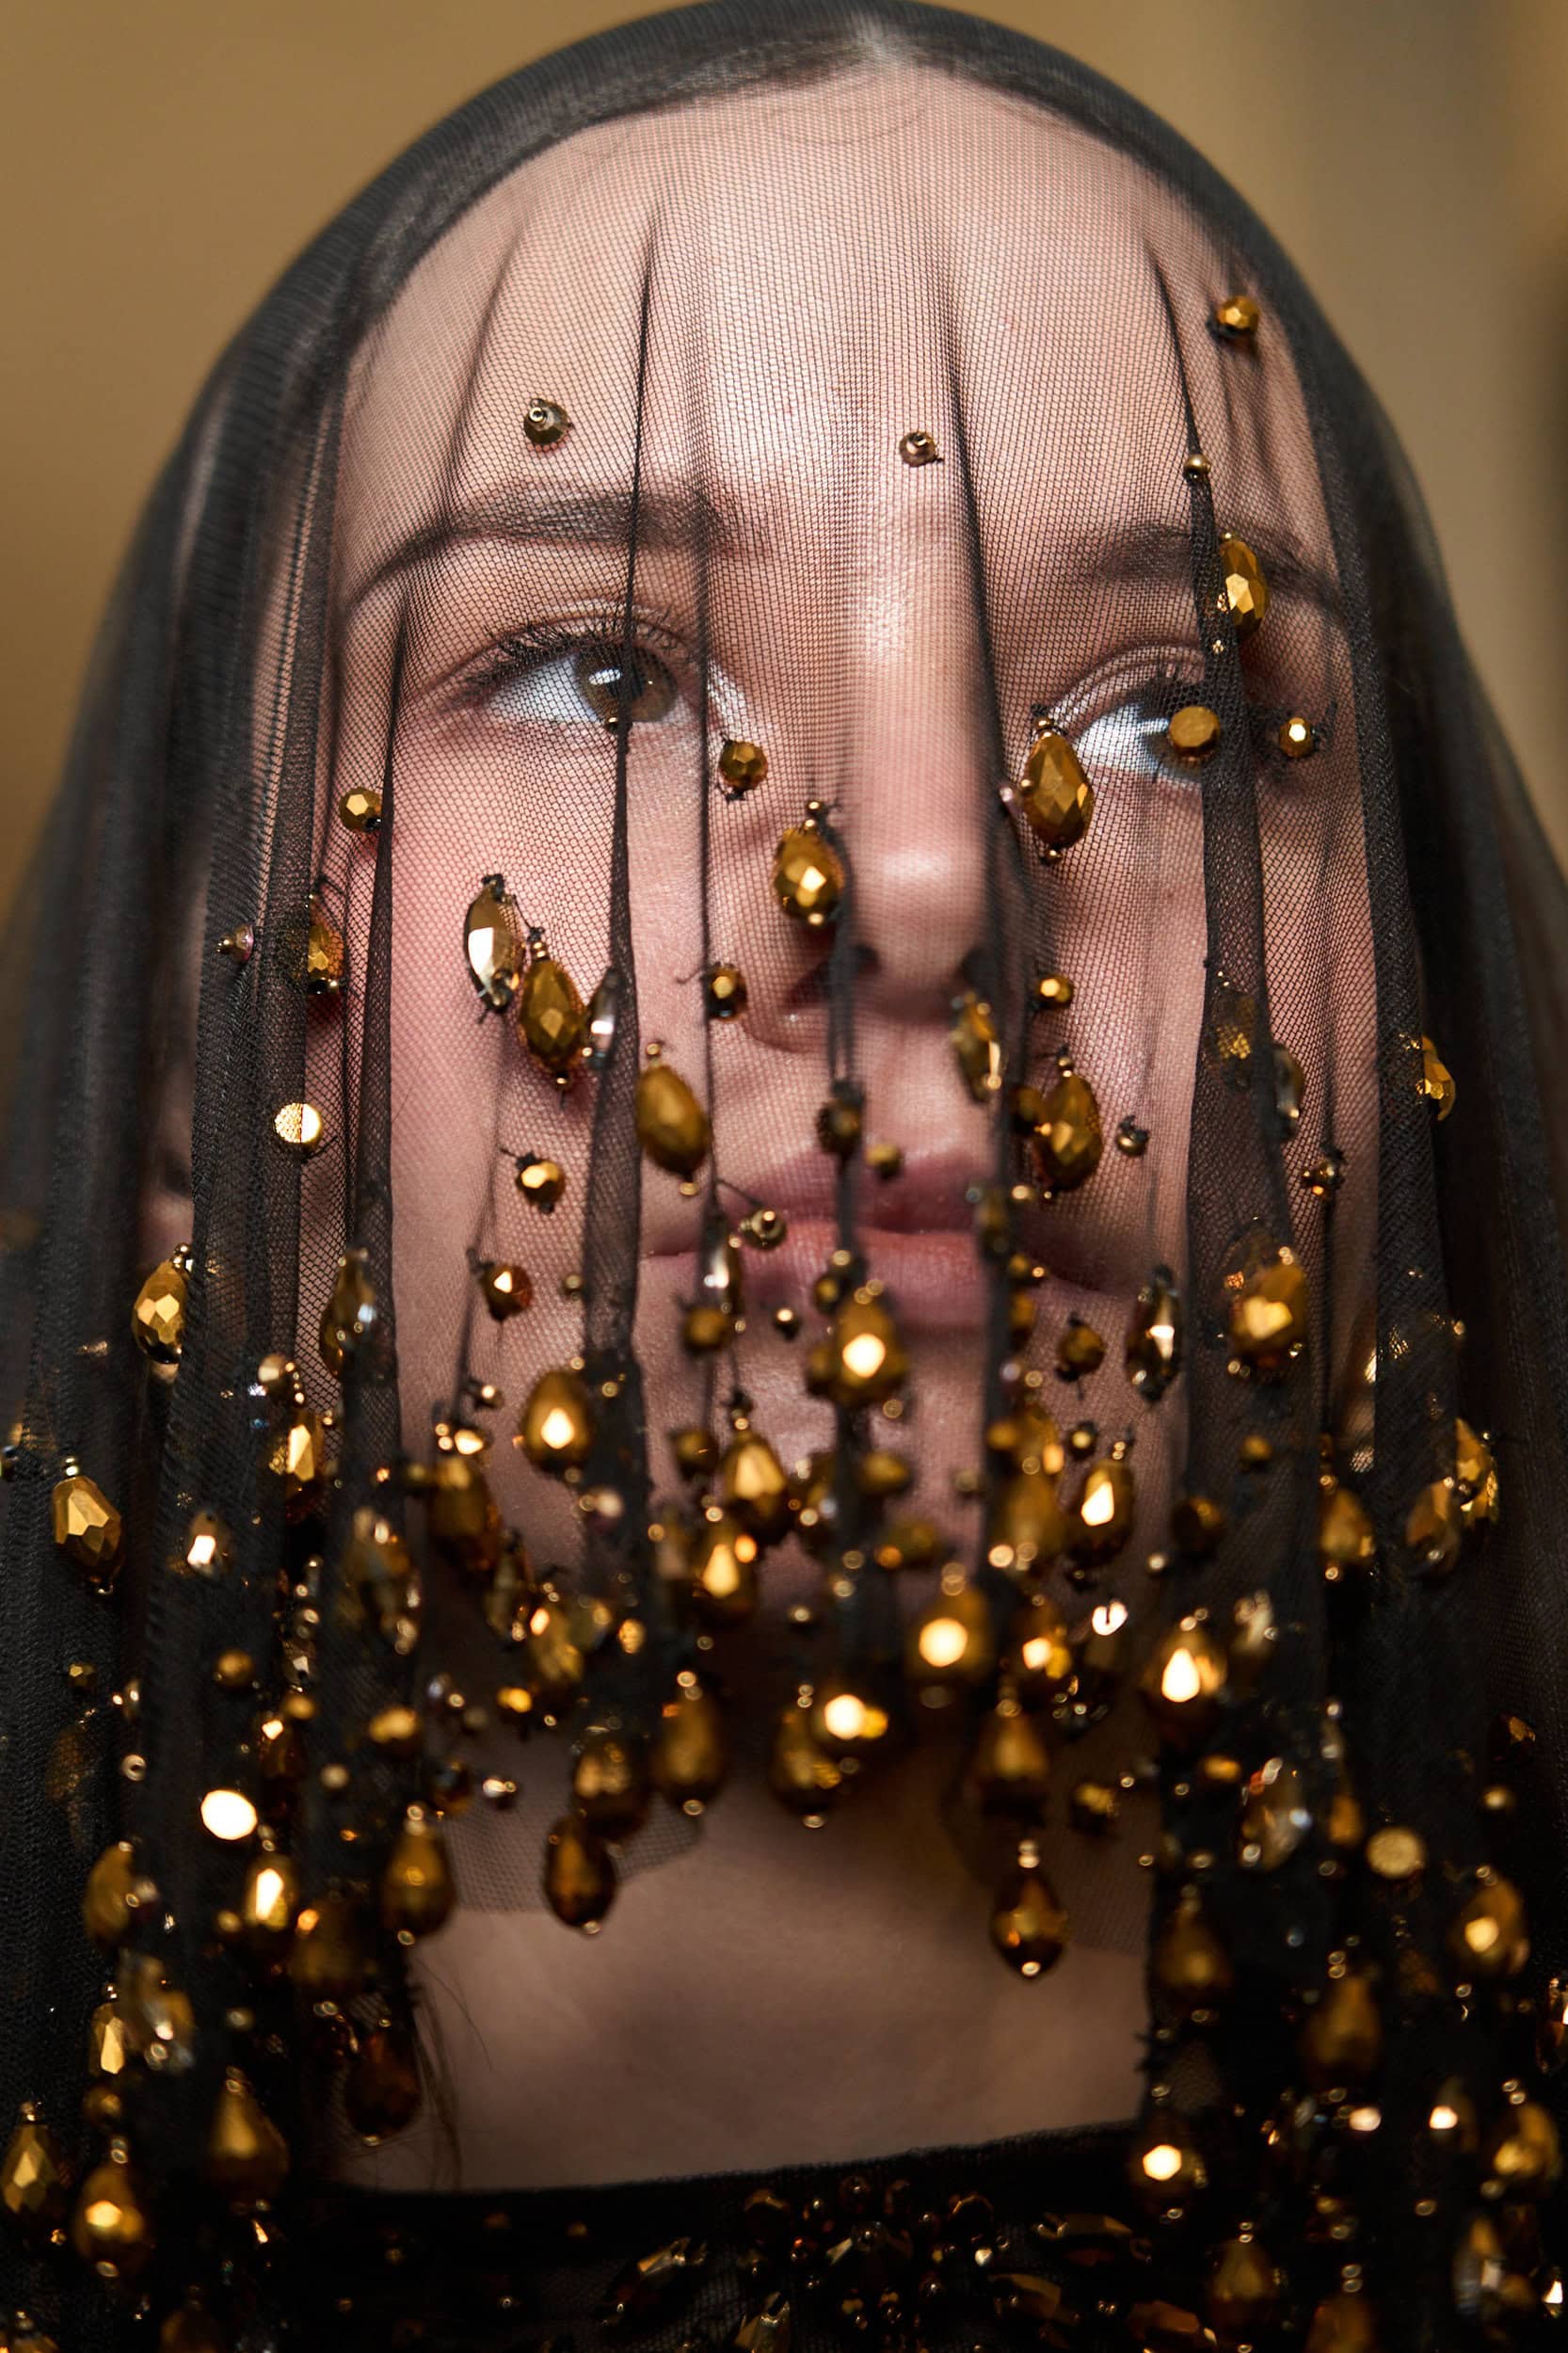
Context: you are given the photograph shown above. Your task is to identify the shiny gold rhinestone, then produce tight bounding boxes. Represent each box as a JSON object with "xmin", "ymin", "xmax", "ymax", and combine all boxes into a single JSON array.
[
  {"xmin": 1017, "ymin": 723, "xmax": 1095, "ymax": 853},
  {"xmin": 898, "ymin": 429, "xmax": 941, "ymax": 465},
  {"xmin": 650, "ymin": 1678, "xmax": 729, "ymax": 1812},
  {"xmin": 381, "ymin": 1810, "xmax": 456, "ymax": 1938},
  {"xmin": 704, "ymin": 964, "xmax": 747, "ymax": 1020},
  {"xmin": 635, "ymin": 1049, "xmax": 711, "ymax": 1178},
  {"xmin": 476, "ymin": 1259, "xmax": 532, "ymax": 1322},
  {"xmin": 131, "ymin": 1251, "xmax": 189, "ymax": 1368},
  {"xmin": 70, "ymin": 2143, "xmax": 153, "ymax": 2278},
  {"xmin": 208, "ymin": 2070, "xmax": 289, "ymax": 2201},
  {"xmin": 1126, "ymin": 1268, "xmax": 1182, "ymax": 1401},
  {"xmin": 1418, "ymin": 1034, "xmax": 1456, "ymax": 1120},
  {"xmin": 1070, "ymin": 1449, "xmax": 1135, "ymax": 1564},
  {"xmin": 718, "ymin": 738, "xmax": 768, "ymax": 795},
  {"xmin": 1227, "ymin": 1251, "xmax": 1308, "ymax": 1373},
  {"xmin": 337, "ymin": 785, "xmax": 382, "ymax": 833},
  {"xmin": 1218, "ymin": 535, "xmax": 1268, "ymax": 637},
  {"xmin": 1033, "ymin": 970, "xmax": 1074, "ymax": 1010},
  {"xmin": 1167, "ymin": 704, "xmax": 1222, "ymax": 761},
  {"xmin": 1319, "ymin": 1477, "xmax": 1376, "ymax": 1581},
  {"xmin": 464, "ymin": 878, "xmax": 524, "ymax": 1011},
  {"xmin": 1139, "ymin": 1618, "xmax": 1228, "ymax": 1748},
  {"xmin": 273, "ymin": 1100, "xmax": 325, "ymax": 1155},
  {"xmin": 572, "ymin": 1730, "xmax": 651, "ymax": 1841},
  {"xmin": 1212, "ymin": 293, "xmax": 1260, "ymax": 340},
  {"xmin": 318, "ymin": 1248, "xmax": 377, "ymax": 1378},
  {"xmin": 772, "ymin": 824, "xmax": 845, "ymax": 926},
  {"xmin": 1032, "ymin": 1065, "xmax": 1103, "ymax": 1193},
  {"xmin": 517, "ymin": 952, "xmax": 588, "ymax": 1078},
  {"xmin": 523, "ymin": 398, "xmax": 571, "ymax": 448},
  {"xmin": 518, "ymin": 1367, "xmax": 595, "ymax": 1474},
  {"xmin": 951, "ymin": 991, "xmax": 1003, "ymax": 1100},
  {"xmin": 515, "ymin": 1153, "xmax": 567, "ymax": 1212},
  {"xmin": 1279, "ymin": 714, "xmax": 1316, "ymax": 759},
  {"xmin": 52, "ymin": 1473, "xmax": 123, "ymax": 1584}
]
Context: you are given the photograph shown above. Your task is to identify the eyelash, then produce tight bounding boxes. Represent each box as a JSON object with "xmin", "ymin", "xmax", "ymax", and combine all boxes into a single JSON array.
[{"xmin": 444, "ymin": 621, "xmax": 1323, "ymax": 776}]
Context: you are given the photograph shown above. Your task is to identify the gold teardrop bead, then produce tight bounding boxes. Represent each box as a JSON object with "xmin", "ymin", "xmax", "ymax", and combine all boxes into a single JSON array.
[
  {"xmin": 1126, "ymin": 1269, "xmax": 1182, "ymax": 1401},
  {"xmin": 344, "ymin": 2020, "xmax": 423, "ymax": 2142},
  {"xmin": 650, "ymin": 1680, "xmax": 729, "ymax": 1811},
  {"xmin": 1217, "ymin": 534, "xmax": 1269, "ymax": 637},
  {"xmin": 238, "ymin": 1851, "xmax": 298, "ymax": 1948},
  {"xmin": 1418, "ymin": 1033, "xmax": 1456, "ymax": 1119},
  {"xmin": 518, "ymin": 1368, "xmax": 595, "ymax": 1473},
  {"xmin": 989, "ymin": 1843, "xmax": 1069, "ymax": 1977},
  {"xmin": 572, "ymin": 1730, "xmax": 651, "ymax": 1840},
  {"xmin": 809, "ymin": 1679, "xmax": 891, "ymax": 1756},
  {"xmin": 1305, "ymin": 2295, "xmax": 1382, "ymax": 2353},
  {"xmin": 1239, "ymin": 1755, "xmax": 1312, "ymax": 1868},
  {"xmin": 772, "ymin": 826, "xmax": 845, "ymax": 926},
  {"xmin": 1032, "ymin": 1068, "xmax": 1103, "ymax": 1193},
  {"xmin": 690, "ymin": 1511, "xmax": 760, "ymax": 1626},
  {"xmin": 543, "ymin": 1813, "xmax": 616, "ymax": 1929},
  {"xmin": 517, "ymin": 953, "xmax": 587, "ymax": 1076},
  {"xmin": 1006, "ymin": 1598, "xmax": 1075, "ymax": 1701},
  {"xmin": 158, "ymin": 2298, "xmax": 228, "ymax": 2352},
  {"xmin": 342, "ymin": 1506, "xmax": 416, "ymax": 1641},
  {"xmin": 207, "ymin": 2072, "xmax": 289, "ymax": 2202},
  {"xmin": 951, "ymin": 991, "xmax": 1003, "ymax": 1100},
  {"xmin": 288, "ymin": 1891, "xmax": 371, "ymax": 2002},
  {"xmin": 768, "ymin": 1700, "xmax": 843, "ymax": 1820},
  {"xmin": 825, "ymin": 1293, "xmax": 908, "ymax": 1407},
  {"xmin": 70, "ymin": 2144, "xmax": 154, "ymax": 2278},
  {"xmin": 1138, "ymin": 1618, "xmax": 1228, "ymax": 1748},
  {"xmin": 635, "ymin": 1058, "xmax": 711, "ymax": 1178},
  {"xmin": 83, "ymin": 1840, "xmax": 139, "ymax": 1946},
  {"xmin": 718, "ymin": 737, "xmax": 767, "ymax": 794},
  {"xmin": 1153, "ymin": 1889, "xmax": 1235, "ymax": 2016},
  {"xmin": 1454, "ymin": 1417, "xmax": 1499, "ymax": 1525},
  {"xmin": 337, "ymin": 785, "xmax": 382, "ymax": 833},
  {"xmin": 300, "ymin": 894, "xmax": 345, "ymax": 995},
  {"xmin": 1448, "ymin": 1875, "xmax": 1529, "ymax": 1982},
  {"xmin": 1482, "ymin": 2098, "xmax": 1561, "ymax": 2196},
  {"xmin": 51, "ymin": 1473, "xmax": 123, "ymax": 1585},
  {"xmin": 1299, "ymin": 1969, "xmax": 1382, "ymax": 2088},
  {"xmin": 380, "ymin": 1812, "xmax": 456, "ymax": 1939},
  {"xmin": 717, "ymin": 1433, "xmax": 789, "ymax": 1542},
  {"xmin": 1208, "ymin": 2235, "xmax": 1282, "ymax": 2335},
  {"xmin": 269, "ymin": 1406, "xmax": 328, "ymax": 1517},
  {"xmin": 88, "ymin": 2000, "xmax": 132, "ymax": 2078},
  {"xmin": 966, "ymin": 1698, "xmax": 1051, "ymax": 1818},
  {"xmin": 1070, "ymin": 1453, "xmax": 1135, "ymax": 1564},
  {"xmin": 1406, "ymin": 1477, "xmax": 1463, "ymax": 1575},
  {"xmin": 477, "ymin": 1258, "xmax": 532, "ymax": 1321},
  {"xmin": 425, "ymin": 1453, "xmax": 503, "ymax": 1576},
  {"xmin": 515, "ymin": 1154, "xmax": 568, "ymax": 1211},
  {"xmin": 1017, "ymin": 724, "xmax": 1095, "ymax": 851},
  {"xmin": 1055, "ymin": 1317, "xmax": 1106, "ymax": 1381},
  {"xmin": 464, "ymin": 879, "xmax": 523, "ymax": 1010},
  {"xmin": 907, "ymin": 1573, "xmax": 995, "ymax": 1696},
  {"xmin": 1227, "ymin": 1252, "xmax": 1308, "ymax": 1372},
  {"xmin": 0, "ymin": 2112, "xmax": 69, "ymax": 2233},
  {"xmin": 131, "ymin": 1252, "xmax": 189, "ymax": 1367},
  {"xmin": 1318, "ymin": 1478, "xmax": 1376, "ymax": 1580},
  {"xmin": 318, "ymin": 1247, "xmax": 377, "ymax": 1378}
]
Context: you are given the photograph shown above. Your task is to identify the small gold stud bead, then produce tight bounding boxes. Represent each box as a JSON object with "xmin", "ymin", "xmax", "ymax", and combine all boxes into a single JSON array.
[
  {"xmin": 1167, "ymin": 705, "xmax": 1223, "ymax": 762},
  {"xmin": 523, "ymin": 399, "xmax": 571, "ymax": 449},
  {"xmin": 1212, "ymin": 294, "xmax": 1260, "ymax": 341},
  {"xmin": 898, "ymin": 429, "xmax": 941, "ymax": 466},
  {"xmin": 1279, "ymin": 715, "xmax": 1316, "ymax": 760}
]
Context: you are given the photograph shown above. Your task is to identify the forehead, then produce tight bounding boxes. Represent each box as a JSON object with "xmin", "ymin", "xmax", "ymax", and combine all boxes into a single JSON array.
[{"xmin": 341, "ymin": 62, "xmax": 1328, "ymax": 598}]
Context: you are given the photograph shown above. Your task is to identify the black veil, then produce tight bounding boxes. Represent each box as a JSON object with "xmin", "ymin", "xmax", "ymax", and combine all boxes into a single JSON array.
[{"xmin": 3, "ymin": 4, "xmax": 1567, "ymax": 2345}]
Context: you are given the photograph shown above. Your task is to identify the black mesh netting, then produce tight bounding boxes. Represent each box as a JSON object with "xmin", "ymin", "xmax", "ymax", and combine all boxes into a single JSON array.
[{"xmin": 3, "ymin": 4, "xmax": 1568, "ymax": 2346}]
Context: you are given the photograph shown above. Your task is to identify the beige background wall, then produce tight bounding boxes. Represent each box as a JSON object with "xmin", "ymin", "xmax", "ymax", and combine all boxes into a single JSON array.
[{"xmin": 5, "ymin": 0, "xmax": 1566, "ymax": 886}]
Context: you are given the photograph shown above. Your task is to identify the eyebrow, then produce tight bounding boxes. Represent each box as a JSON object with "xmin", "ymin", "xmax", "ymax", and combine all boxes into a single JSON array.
[{"xmin": 344, "ymin": 482, "xmax": 1344, "ymax": 628}]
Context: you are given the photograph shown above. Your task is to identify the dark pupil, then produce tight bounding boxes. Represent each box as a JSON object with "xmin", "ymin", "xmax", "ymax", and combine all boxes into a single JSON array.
[{"xmin": 574, "ymin": 646, "xmax": 676, "ymax": 725}]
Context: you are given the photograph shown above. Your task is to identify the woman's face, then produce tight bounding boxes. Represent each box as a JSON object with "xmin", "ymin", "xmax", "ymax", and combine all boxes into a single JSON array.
[{"xmin": 313, "ymin": 59, "xmax": 1373, "ymax": 1614}]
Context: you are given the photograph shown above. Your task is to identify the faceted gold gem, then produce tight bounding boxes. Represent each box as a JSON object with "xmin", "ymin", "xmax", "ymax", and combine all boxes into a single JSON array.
[
  {"xmin": 1007, "ymin": 1597, "xmax": 1074, "ymax": 1701},
  {"xmin": 518, "ymin": 1368, "xmax": 595, "ymax": 1473},
  {"xmin": 572, "ymin": 1731, "xmax": 650, "ymax": 1841},
  {"xmin": 635, "ymin": 1056, "xmax": 711, "ymax": 1178},
  {"xmin": 70, "ymin": 2145, "xmax": 154, "ymax": 2278},
  {"xmin": 718, "ymin": 738, "xmax": 768, "ymax": 794},
  {"xmin": 1418, "ymin": 1033, "xmax": 1456, "ymax": 1119},
  {"xmin": 464, "ymin": 880, "xmax": 523, "ymax": 1011},
  {"xmin": 907, "ymin": 1573, "xmax": 995, "ymax": 1694},
  {"xmin": 1153, "ymin": 1890, "xmax": 1235, "ymax": 2017},
  {"xmin": 1228, "ymin": 1252, "xmax": 1308, "ymax": 1372},
  {"xmin": 51, "ymin": 1473, "xmax": 123, "ymax": 1585},
  {"xmin": 515, "ymin": 1153, "xmax": 567, "ymax": 1211},
  {"xmin": 381, "ymin": 1812, "xmax": 456, "ymax": 1939},
  {"xmin": 772, "ymin": 826, "xmax": 845, "ymax": 926},
  {"xmin": 898, "ymin": 428, "xmax": 941, "ymax": 465},
  {"xmin": 1448, "ymin": 1874, "xmax": 1528, "ymax": 1982},
  {"xmin": 1167, "ymin": 704, "xmax": 1222, "ymax": 761},
  {"xmin": 1032, "ymin": 1067, "xmax": 1103, "ymax": 1193},
  {"xmin": 1300, "ymin": 1969, "xmax": 1383, "ymax": 2088},
  {"xmin": 523, "ymin": 398, "xmax": 571, "ymax": 448},
  {"xmin": 342, "ymin": 1507, "xmax": 416, "ymax": 1641},
  {"xmin": 0, "ymin": 2113, "xmax": 69, "ymax": 2233},
  {"xmin": 1217, "ymin": 534, "xmax": 1269, "ymax": 637},
  {"xmin": 288, "ymin": 1891, "xmax": 371, "ymax": 2001},
  {"xmin": 318, "ymin": 1247, "xmax": 377, "ymax": 1378},
  {"xmin": 1125, "ymin": 1269, "xmax": 1183, "ymax": 1401},
  {"xmin": 344, "ymin": 2019, "xmax": 423, "ymax": 2142},
  {"xmin": 1483, "ymin": 2098, "xmax": 1561, "ymax": 2196},
  {"xmin": 272, "ymin": 1100, "xmax": 324, "ymax": 1155},
  {"xmin": 1017, "ymin": 724, "xmax": 1095, "ymax": 853},
  {"xmin": 705, "ymin": 963, "xmax": 747, "ymax": 1020},
  {"xmin": 1139, "ymin": 1618, "xmax": 1228, "ymax": 1748},
  {"xmin": 1305, "ymin": 2294, "xmax": 1381, "ymax": 2353},
  {"xmin": 690, "ymin": 1511, "xmax": 760, "ymax": 1627},
  {"xmin": 650, "ymin": 1680, "xmax": 729, "ymax": 1811},
  {"xmin": 950, "ymin": 990, "xmax": 1003, "ymax": 1101},
  {"xmin": 208, "ymin": 2071, "xmax": 289, "ymax": 2201},
  {"xmin": 1454, "ymin": 1417, "xmax": 1499, "ymax": 1526},
  {"xmin": 1406, "ymin": 1478, "xmax": 1463, "ymax": 1575},
  {"xmin": 826, "ymin": 1293, "xmax": 909, "ymax": 1408},
  {"xmin": 131, "ymin": 1252, "xmax": 189, "ymax": 1367},
  {"xmin": 1319, "ymin": 1478, "xmax": 1376, "ymax": 1581},
  {"xmin": 270, "ymin": 1405, "xmax": 328, "ymax": 1515},
  {"xmin": 1279, "ymin": 714, "xmax": 1316, "ymax": 759},
  {"xmin": 990, "ymin": 1467, "xmax": 1068, "ymax": 1572},
  {"xmin": 966, "ymin": 1698, "xmax": 1051, "ymax": 1818},
  {"xmin": 477, "ymin": 1259, "xmax": 532, "ymax": 1321},
  {"xmin": 1070, "ymin": 1453, "xmax": 1135, "ymax": 1565},
  {"xmin": 1128, "ymin": 2112, "xmax": 1207, "ymax": 2208},
  {"xmin": 337, "ymin": 785, "xmax": 382, "ymax": 833},
  {"xmin": 1055, "ymin": 1317, "xmax": 1106, "ymax": 1382},
  {"xmin": 1240, "ymin": 1755, "xmax": 1312, "ymax": 1869},
  {"xmin": 83, "ymin": 1839, "xmax": 139, "ymax": 1945},
  {"xmin": 281, "ymin": 893, "xmax": 344, "ymax": 996},
  {"xmin": 1034, "ymin": 970, "xmax": 1074, "ymax": 1009},
  {"xmin": 989, "ymin": 1844, "xmax": 1069, "ymax": 1977},
  {"xmin": 1208, "ymin": 2236, "xmax": 1282, "ymax": 2336},
  {"xmin": 768, "ymin": 1701, "xmax": 843, "ymax": 1820},
  {"xmin": 239, "ymin": 1851, "xmax": 299, "ymax": 1946},
  {"xmin": 518, "ymin": 953, "xmax": 588, "ymax": 1077},
  {"xmin": 1212, "ymin": 293, "xmax": 1261, "ymax": 339},
  {"xmin": 1171, "ymin": 1493, "xmax": 1226, "ymax": 1556},
  {"xmin": 717, "ymin": 1432, "xmax": 790, "ymax": 1542}
]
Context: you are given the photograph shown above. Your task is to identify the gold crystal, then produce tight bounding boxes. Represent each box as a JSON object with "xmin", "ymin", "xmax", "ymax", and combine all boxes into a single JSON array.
[
  {"xmin": 1319, "ymin": 1477, "xmax": 1376, "ymax": 1580},
  {"xmin": 344, "ymin": 2019, "xmax": 423, "ymax": 2141},
  {"xmin": 543, "ymin": 1813, "xmax": 616, "ymax": 1929},
  {"xmin": 381, "ymin": 1811, "xmax": 456, "ymax": 1938},
  {"xmin": 1069, "ymin": 1452, "xmax": 1135, "ymax": 1564},
  {"xmin": 272, "ymin": 1100, "xmax": 324, "ymax": 1154},
  {"xmin": 767, "ymin": 1701, "xmax": 843, "ymax": 1819},
  {"xmin": 1448, "ymin": 1875, "xmax": 1528, "ymax": 1982},
  {"xmin": 1125, "ymin": 1269, "xmax": 1182, "ymax": 1401},
  {"xmin": 0, "ymin": 2112, "xmax": 68, "ymax": 2233},
  {"xmin": 772, "ymin": 825, "xmax": 844, "ymax": 926},
  {"xmin": 523, "ymin": 397, "xmax": 570, "ymax": 448},
  {"xmin": 966, "ymin": 1698, "xmax": 1051, "ymax": 1818},
  {"xmin": 1454, "ymin": 1417, "xmax": 1499, "ymax": 1525},
  {"xmin": 318, "ymin": 1247, "xmax": 377, "ymax": 1378},
  {"xmin": 208, "ymin": 2071, "xmax": 289, "ymax": 2201},
  {"xmin": 1240, "ymin": 1755, "xmax": 1311, "ymax": 1869},
  {"xmin": 1483, "ymin": 2099, "xmax": 1561, "ymax": 2195},
  {"xmin": 1167, "ymin": 704, "xmax": 1222, "ymax": 761},
  {"xmin": 517, "ymin": 952, "xmax": 587, "ymax": 1076},
  {"xmin": 690, "ymin": 1511, "xmax": 760, "ymax": 1626},
  {"xmin": 518, "ymin": 1367, "xmax": 595, "ymax": 1473},
  {"xmin": 239, "ymin": 1852, "xmax": 298, "ymax": 1947},
  {"xmin": 1153, "ymin": 1890, "xmax": 1234, "ymax": 2016},
  {"xmin": 337, "ymin": 785, "xmax": 381, "ymax": 833},
  {"xmin": 1228, "ymin": 1252, "xmax": 1308, "ymax": 1371},
  {"xmin": 951, "ymin": 991, "xmax": 1003, "ymax": 1100},
  {"xmin": 907, "ymin": 1571, "xmax": 995, "ymax": 1695},
  {"xmin": 1208, "ymin": 2236, "xmax": 1282, "ymax": 2335},
  {"xmin": 705, "ymin": 963, "xmax": 747, "ymax": 1020},
  {"xmin": 1017, "ymin": 724, "xmax": 1095, "ymax": 852},
  {"xmin": 1366, "ymin": 1824, "xmax": 1426, "ymax": 1880},
  {"xmin": 1139, "ymin": 1618, "xmax": 1227, "ymax": 1748},
  {"xmin": 52, "ymin": 1473, "xmax": 123, "ymax": 1584},
  {"xmin": 515, "ymin": 1154, "xmax": 567, "ymax": 1211},
  {"xmin": 572, "ymin": 1731, "xmax": 650, "ymax": 1840},
  {"xmin": 1217, "ymin": 534, "xmax": 1268, "ymax": 637},
  {"xmin": 464, "ymin": 879, "xmax": 523, "ymax": 1010},
  {"xmin": 270, "ymin": 1405, "xmax": 328, "ymax": 1516},
  {"xmin": 342, "ymin": 1507, "xmax": 416, "ymax": 1643},
  {"xmin": 1279, "ymin": 714, "xmax": 1316, "ymax": 759},
  {"xmin": 1128, "ymin": 2111, "xmax": 1207, "ymax": 2208},
  {"xmin": 131, "ymin": 1252, "xmax": 188, "ymax": 1367},
  {"xmin": 1300, "ymin": 1971, "xmax": 1382, "ymax": 2087},
  {"xmin": 1055, "ymin": 1317, "xmax": 1105, "ymax": 1382},
  {"xmin": 477, "ymin": 1258, "xmax": 532, "ymax": 1321},
  {"xmin": 1006, "ymin": 1597, "xmax": 1075, "ymax": 1700},
  {"xmin": 1032, "ymin": 1067, "xmax": 1103, "ymax": 1193},
  {"xmin": 651, "ymin": 1679, "xmax": 729, "ymax": 1811},
  {"xmin": 289, "ymin": 1891, "xmax": 370, "ymax": 2000},
  {"xmin": 71, "ymin": 2144, "xmax": 153, "ymax": 2278},
  {"xmin": 1406, "ymin": 1477, "xmax": 1462, "ymax": 1573},
  {"xmin": 990, "ymin": 1842, "xmax": 1069, "ymax": 1977},
  {"xmin": 83, "ymin": 1840, "xmax": 139, "ymax": 1945},
  {"xmin": 718, "ymin": 738, "xmax": 767, "ymax": 793},
  {"xmin": 897, "ymin": 428, "xmax": 940, "ymax": 465},
  {"xmin": 1418, "ymin": 1034, "xmax": 1456, "ymax": 1119},
  {"xmin": 635, "ymin": 1055, "xmax": 711, "ymax": 1177},
  {"xmin": 989, "ymin": 1468, "xmax": 1067, "ymax": 1572},
  {"xmin": 278, "ymin": 892, "xmax": 344, "ymax": 996},
  {"xmin": 824, "ymin": 1292, "xmax": 908, "ymax": 1408},
  {"xmin": 1305, "ymin": 2294, "xmax": 1381, "ymax": 2353},
  {"xmin": 717, "ymin": 1432, "xmax": 789, "ymax": 1542},
  {"xmin": 1212, "ymin": 294, "xmax": 1260, "ymax": 339}
]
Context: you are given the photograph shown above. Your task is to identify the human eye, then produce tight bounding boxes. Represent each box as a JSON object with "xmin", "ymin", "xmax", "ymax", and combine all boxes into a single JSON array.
[{"xmin": 447, "ymin": 622, "xmax": 683, "ymax": 728}]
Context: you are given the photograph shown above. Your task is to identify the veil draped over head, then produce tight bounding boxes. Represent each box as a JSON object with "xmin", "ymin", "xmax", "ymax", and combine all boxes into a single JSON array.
[{"xmin": 4, "ymin": 1, "xmax": 1568, "ymax": 2345}]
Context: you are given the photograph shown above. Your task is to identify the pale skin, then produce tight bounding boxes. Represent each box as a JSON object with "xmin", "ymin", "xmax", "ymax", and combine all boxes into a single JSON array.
[{"xmin": 286, "ymin": 57, "xmax": 1377, "ymax": 2187}]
